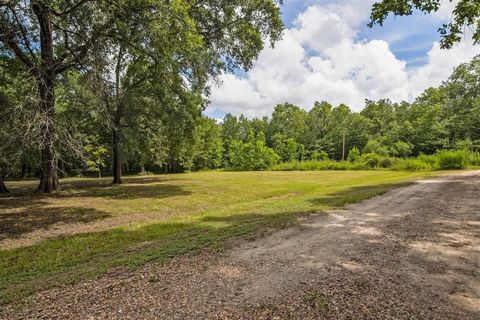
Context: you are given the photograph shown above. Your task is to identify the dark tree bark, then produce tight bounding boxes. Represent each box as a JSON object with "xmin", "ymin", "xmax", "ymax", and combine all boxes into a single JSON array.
[
  {"xmin": 0, "ymin": 177, "xmax": 9, "ymax": 194},
  {"xmin": 112, "ymin": 126, "xmax": 123, "ymax": 184},
  {"xmin": 36, "ymin": 76, "xmax": 60, "ymax": 192},
  {"xmin": 111, "ymin": 46, "xmax": 125, "ymax": 185},
  {"xmin": 34, "ymin": 3, "xmax": 60, "ymax": 193}
]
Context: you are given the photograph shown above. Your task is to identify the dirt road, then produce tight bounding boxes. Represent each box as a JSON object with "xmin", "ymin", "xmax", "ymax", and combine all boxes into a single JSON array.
[{"xmin": 3, "ymin": 171, "xmax": 480, "ymax": 319}]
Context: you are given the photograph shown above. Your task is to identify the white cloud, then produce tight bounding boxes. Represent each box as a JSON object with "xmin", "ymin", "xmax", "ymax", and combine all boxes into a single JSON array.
[
  {"xmin": 208, "ymin": 1, "xmax": 479, "ymax": 118},
  {"xmin": 408, "ymin": 40, "xmax": 479, "ymax": 99},
  {"xmin": 433, "ymin": 0, "xmax": 458, "ymax": 20}
]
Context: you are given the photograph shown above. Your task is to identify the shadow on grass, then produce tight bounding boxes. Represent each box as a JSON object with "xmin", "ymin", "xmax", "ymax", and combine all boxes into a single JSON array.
[
  {"xmin": 308, "ymin": 182, "xmax": 411, "ymax": 208},
  {"xmin": 0, "ymin": 179, "xmax": 192, "ymax": 241},
  {"xmin": 1, "ymin": 176, "xmax": 191, "ymax": 201},
  {"xmin": 0, "ymin": 204, "xmax": 111, "ymax": 241}
]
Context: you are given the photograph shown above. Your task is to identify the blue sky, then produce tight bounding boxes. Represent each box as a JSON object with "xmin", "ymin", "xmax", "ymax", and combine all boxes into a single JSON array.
[{"xmin": 206, "ymin": 0, "xmax": 479, "ymax": 119}]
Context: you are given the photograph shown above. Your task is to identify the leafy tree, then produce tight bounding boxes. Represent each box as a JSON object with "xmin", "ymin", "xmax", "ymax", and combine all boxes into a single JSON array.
[
  {"xmin": 369, "ymin": 0, "xmax": 480, "ymax": 48},
  {"xmin": 363, "ymin": 139, "xmax": 390, "ymax": 156},
  {"xmin": 1, "ymin": 0, "xmax": 283, "ymax": 190},
  {"xmin": 443, "ymin": 55, "xmax": 480, "ymax": 144},
  {"xmin": 0, "ymin": 0, "xmax": 127, "ymax": 192},
  {"xmin": 190, "ymin": 117, "xmax": 223, "ymax": 171},
  {"xmin": 392, "ymin": 141, "xmax": 413, "ymax": 158},
  {"xmin": 221, "ymin": 114, "xmax": 252, "ymax": 166},
  {"xmin": 408, "ymin": 88, "xmax": 449, "ymax": 154},
  {"xmin": 229, "ymin": 131, "xmax": 279, "ymax": 170},
  {"xmin": 272, "ymin": 134, "xmax": 303, "ymax": 162},
  {"xmin": 270, "ymin": 103, "xmax": 307, "ymax": 144}
]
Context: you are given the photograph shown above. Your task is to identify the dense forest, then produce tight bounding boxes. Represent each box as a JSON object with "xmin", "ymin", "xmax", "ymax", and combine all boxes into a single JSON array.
[{"xmin": 1, "ymin": 54, "xmax": 479, "ymax": 184}]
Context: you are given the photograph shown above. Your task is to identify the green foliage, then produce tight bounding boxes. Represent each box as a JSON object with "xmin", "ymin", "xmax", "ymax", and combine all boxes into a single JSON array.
[
  {"xmin": 347, "ymin": 147, "xmax": 361, "ymax": 163},
  {"xmin": 436, "ymin": 150, "xmax": 469, "ymax": 169},
  {"xmin": 361, "ymin": 153, "xmax": 384, "ymax": 168},
  {"xmin": 363, "ymin": 140, "xmax": 390, "ymax": 156},
  {"xmin": 272, "ymin": 160, "xmax": 355, "ymax": 171},
  {"xmin": 274, "ymin": 149, "xmax": 479, "ymax": 172},
  {"xmin": 369, "ymin": 0, "xmax": 480, "ymax": 49},
  {"xmin": 392, "ymin": 141, "xmax": 413, "ymax": 158},
  {"xmin": 392, "ymin": 159, "xmax": 431, "ymax": 171},
  {"xmin": 190, "ymin": 118, "xmax": 223, "ymax": 170},
  {"xmin": 84, "ymin": 137, "xmax": 109, "ymax": 177},
  {"xmin": 229, "ymin": 132, "xmax": 279, "ymax": 170},
  {"xmin": 311, "ymin": 151, "xmax": 329, "ymax": 161},
  {"xmin": 273, "ymin": 134, "xmax": 304, "ymax": 162}
]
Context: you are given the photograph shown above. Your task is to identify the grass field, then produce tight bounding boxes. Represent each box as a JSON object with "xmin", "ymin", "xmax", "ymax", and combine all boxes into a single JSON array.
[{"xmin": 0, "ymin": 170, "xmax": 441, "ymax": 306}]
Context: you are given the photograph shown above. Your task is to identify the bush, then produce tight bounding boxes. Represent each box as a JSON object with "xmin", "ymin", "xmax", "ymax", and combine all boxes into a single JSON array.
[
  {"xmin": 392, "ymin": 141, "xmax": 413, "ymax": 158},
  {"xmin": 417, "ymin": 154, "xmax": 438, "ymax": 167},
  {"xmin": 468, "ymin": 151, "xmax": 480, "ymax": 166},
  {"xmin": 392, "ymin": 159, "xmax": 431, "ymax": 171},
  {"xmin": 272, "ymin": 160, "xmax": 354, "ymax": 171},
  {"xmin": 380, "ymin": 157, "xmax": 396, "ymax": 168},
  {"xmin": 228, "ymin": 132, "xmax": 279, "ymax": 170},
  {"xmin": 347, "ymin": 147, "xmax": 361, "ymax": 163},
  {"xmin": 363, "ymin": 140, "xmax": 389, "ymax": 156},
  {"xmin": 361, "ymin": 153, "xmax": 383, "ymax": 168},
  {"xmin": 435, "ymin": 150, "xmax": 469, "ymax": 169},
  {"xmin": 311, "ymin": 150, "xmax": 329, "ymax": 161}
]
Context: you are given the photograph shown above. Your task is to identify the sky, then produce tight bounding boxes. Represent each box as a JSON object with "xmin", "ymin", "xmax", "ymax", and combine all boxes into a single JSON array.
[{"xmin": 205, "ymin": 0, "xmax": 479, "ymax": 119}]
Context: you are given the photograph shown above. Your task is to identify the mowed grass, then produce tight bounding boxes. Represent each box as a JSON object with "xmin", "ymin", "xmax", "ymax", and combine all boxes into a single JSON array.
[{"xmin": 0, "ymin": 170, "xmax": 439, "ymax": 305}]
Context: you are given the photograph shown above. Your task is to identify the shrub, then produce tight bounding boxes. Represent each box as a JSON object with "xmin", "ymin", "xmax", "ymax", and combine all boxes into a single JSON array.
[
  {"xmin": 435, "ymin": 150, "xmax": 469, "ymax": 169},
  {"xmin": 228, "ymin": 132, "xmax": 279, "ymax": 170},
  {"xmin": 392, "ymin": 159, "xmax": 431, "ymax": 171},
  {"xmin": 392, "ymin": 141, "xmax": 413, "ymax": 158},
  {"xmin": 272, "ymin": 160, "xmax": 354, "ymax": 171},
  {"xmin": 380, "ymin": 157, "xmax": 395, "ymax": 168},
  {"xmin": 347, "ymin": 147, "xmax": 361, "ymax": 163},
  {"xmin": 363, "ymin": 140, "xmax": 389, "ymax": 156},
  {"xmin": 361, "ymin": 153, "xmax": 383, "ymax": 168},
  {"xmin": 469, "ymin": 152, "xmax": 480, "ymax": 166},
  {"xmin": 311, "ymin": 150, "xmax": 329, "ymax": 161},
  {"xmin": 417, "ymin": 154, "xmax": 438, "ymax": 167}
]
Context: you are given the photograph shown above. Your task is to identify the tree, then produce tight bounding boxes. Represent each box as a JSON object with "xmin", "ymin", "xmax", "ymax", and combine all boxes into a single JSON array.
[
  {"xmin": 90, "ymin": 0, "xmax": 283, "ymax": 183},
  {"xmin": 190, "ymin": 117, "xmax": 223, "ymax": 171},
  {"xmin": 369, "ymin": 0, "xmax": 480, "ymax": 49},
  {"xmin": 0, "ymin": 59, "xmax": 37, "ymax": 193},
  {"xmin": 0, "ymin": 0, "xmax": 127, "ymax": 192},
  {"xmin": 229, "ymin": 131, "xmax": 279, "ymax": 170},
  {"xmin": 443, "ymin": 55, "xmax": 480, "ymax": 144},
  {"xmin": 270, "ymin": 103, "xmax": 307, "ymax": 144}
]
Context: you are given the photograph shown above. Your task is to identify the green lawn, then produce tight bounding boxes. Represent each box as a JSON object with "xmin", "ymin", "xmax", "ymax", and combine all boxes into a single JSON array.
[{"xmin": 0, "ymin": 170, "xmax": 440, "ymax": 306}]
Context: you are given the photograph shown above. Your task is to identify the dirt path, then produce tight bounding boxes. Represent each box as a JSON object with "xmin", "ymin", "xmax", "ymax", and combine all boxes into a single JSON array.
[{"xmin": 3, "ymin": 171, "xmax": 480, "ymax": 319}]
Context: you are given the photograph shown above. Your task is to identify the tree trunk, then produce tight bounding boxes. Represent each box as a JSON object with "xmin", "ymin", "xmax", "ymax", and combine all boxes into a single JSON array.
[
  {"xmin": 0, "ymin": 177, "xmax": 9, "ymax": 194},
  {"xmin": 112, "ymin": 127, "xmax": 123, "ymax": 184},
  {"xmin": 36, "ymin": 76, "xmax": 60, "ymax": 193},
  {"xmin": 34, "ymin": 2, "xmax": 60, "ymax": 193},
  {"xmin": 111, "ymin": 46, "xmax": 125, "ymax": 185}
]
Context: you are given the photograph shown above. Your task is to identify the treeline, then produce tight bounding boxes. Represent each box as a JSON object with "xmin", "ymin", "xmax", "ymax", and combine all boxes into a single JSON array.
[
  {"xmin": 177, "ymin": 55, "xmax": 480, "ymax": 171},
  {"xmin": 1, "ymin": 55, "xmax": 479, "ymax": 183}
]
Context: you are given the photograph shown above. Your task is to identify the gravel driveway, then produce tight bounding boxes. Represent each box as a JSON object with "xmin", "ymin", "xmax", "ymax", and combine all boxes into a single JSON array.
[{"xmin": 3, "ymin": 171, "xmax": 479, "ymax": 319}]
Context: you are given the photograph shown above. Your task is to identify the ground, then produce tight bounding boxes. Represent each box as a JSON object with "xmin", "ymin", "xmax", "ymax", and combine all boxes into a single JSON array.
[{"xmin": 1, "ymin": 170, "xmax": 479, "ymax": 319}]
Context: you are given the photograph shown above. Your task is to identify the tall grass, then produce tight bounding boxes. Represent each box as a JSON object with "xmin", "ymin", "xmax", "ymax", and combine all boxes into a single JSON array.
[{"xmin": 273, "ymin": 149, "xmax": 478, "ymax": 172}]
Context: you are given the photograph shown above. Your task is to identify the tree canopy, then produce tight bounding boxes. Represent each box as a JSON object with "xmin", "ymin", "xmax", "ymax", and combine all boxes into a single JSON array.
[{"xmin": 369, "ymin": 0, "xmax": 480, "ymax": 48}]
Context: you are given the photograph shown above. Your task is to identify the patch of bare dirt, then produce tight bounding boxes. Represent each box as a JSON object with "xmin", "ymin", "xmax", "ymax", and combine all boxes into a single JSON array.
[{"xmin": 2, "ymin": 171, "xmax": 479, "ymax": 319}]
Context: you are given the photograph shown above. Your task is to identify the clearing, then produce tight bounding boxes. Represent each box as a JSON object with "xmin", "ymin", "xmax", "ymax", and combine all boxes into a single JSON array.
[{"xmin": 1, "ymin": 170, "xmax": 479, "ymax": 319}]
